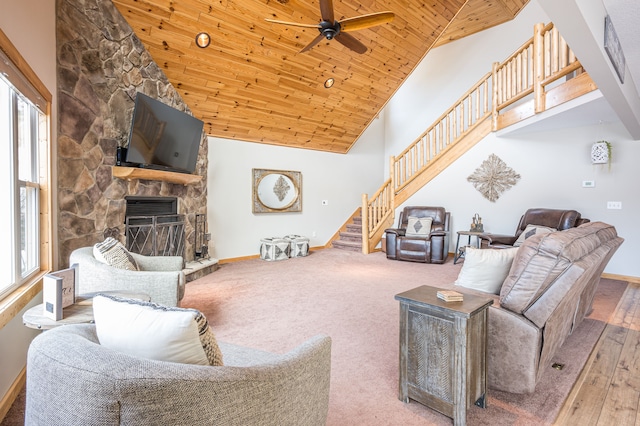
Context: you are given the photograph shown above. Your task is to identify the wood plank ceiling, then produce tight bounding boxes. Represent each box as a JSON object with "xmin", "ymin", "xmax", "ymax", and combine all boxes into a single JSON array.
[{"xmin": 113, "ymin": 0, "xmax": 529, "ymax": 153}]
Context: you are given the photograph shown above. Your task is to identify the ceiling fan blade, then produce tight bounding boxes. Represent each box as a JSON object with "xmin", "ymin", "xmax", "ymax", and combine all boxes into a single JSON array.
[
  {"xmin": 339, "ymin": 12, "xmax": 395, "ymax": 32},
  {"xmin": 319, "ymin": 0, "xmax": 335, "ymax": 22},
  {"xmin": 300, "ymin": 33, "xmax": 326, "ymax": 53},
  {"xmin": 334, "ymin": 32, "xmax": 368, "ymax": 54},
  {"xmin": 265, "ymin": 18, "xmax": 320, "ymax": 29}
]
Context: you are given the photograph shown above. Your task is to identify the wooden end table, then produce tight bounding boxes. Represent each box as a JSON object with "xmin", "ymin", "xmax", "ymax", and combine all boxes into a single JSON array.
[{"xmin": 395, "ymin": 286, "xmax": 493, "ymax": 426}]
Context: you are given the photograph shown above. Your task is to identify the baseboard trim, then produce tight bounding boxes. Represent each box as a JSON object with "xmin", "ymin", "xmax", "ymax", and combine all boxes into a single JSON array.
[
  {"xmin": 602, "ymin": 272, "xmax": 640, "ymax": 285},
  {"xmin": 0, "ymin": 366, "xmax": 26, "ymax": 423}
]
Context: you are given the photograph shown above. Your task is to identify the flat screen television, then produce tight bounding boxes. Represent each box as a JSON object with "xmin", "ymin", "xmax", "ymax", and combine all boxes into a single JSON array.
[{"xmin": 124, "ymin": 92, "xmax": 204, "ymax": 174}]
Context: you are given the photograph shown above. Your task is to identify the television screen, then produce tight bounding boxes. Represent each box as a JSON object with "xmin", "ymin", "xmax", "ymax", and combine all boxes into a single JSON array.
[{"xmin": 125, "ymin": 92, "xmax": 204, "ymax": 174}]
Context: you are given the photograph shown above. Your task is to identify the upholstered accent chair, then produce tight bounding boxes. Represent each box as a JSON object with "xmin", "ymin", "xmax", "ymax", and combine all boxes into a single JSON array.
[
  {"xmin": 384, "ymin": 206, "xmax": 450, "ymax": 264},
  {"xmin": 25, "ymin": 324, "xmax": 332, "ymax": 426},
  {"xmin": 479, "ymin": 208, "xmax": 589, "ymax": 249},
  {"xmin": 69, "ymin": 246, "xmax": 185, "ymax": 307}
]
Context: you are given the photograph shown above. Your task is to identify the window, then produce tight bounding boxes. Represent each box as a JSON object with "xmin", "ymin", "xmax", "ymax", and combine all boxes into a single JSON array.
[{"xmin": 0, "ymin": 44, "xmax": 50, "ymax": 300}]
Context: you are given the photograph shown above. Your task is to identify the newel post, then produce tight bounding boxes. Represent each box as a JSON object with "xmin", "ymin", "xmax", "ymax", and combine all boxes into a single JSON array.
[
  {"xmin": 361, "ymin": 193, "xmax": 370, "ymax": 254},
  {"xmin": 533, "ymin": 22, "xmax": 545, "ymax": 114}
]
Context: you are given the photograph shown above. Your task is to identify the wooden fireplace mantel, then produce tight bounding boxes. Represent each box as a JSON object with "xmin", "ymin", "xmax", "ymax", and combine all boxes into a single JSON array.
[{"xmin": 112, "ymin": 166, "xmax": 202, "ymax": 185}]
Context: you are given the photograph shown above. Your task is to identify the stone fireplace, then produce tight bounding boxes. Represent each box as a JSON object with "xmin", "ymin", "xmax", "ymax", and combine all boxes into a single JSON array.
[{"xmin": 56, "ymin": 0, "xmax": 208, "ymax": 267}]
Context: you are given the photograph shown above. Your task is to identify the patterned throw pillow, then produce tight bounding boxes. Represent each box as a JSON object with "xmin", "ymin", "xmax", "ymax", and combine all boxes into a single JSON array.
[
  {"xmin": 513, "ymin": 224, "xmax": 556, "ymax": 247},
  {"xmin": 93, "ymin": 237, "xmax": 139, "ymax": 271},
  {"xmin": 405, "ymin": 216, "xmax": 433, "ymax": 237},
  {"xmin": 93, "ymin": 293, "xmax": 224, "ymax": 366}
]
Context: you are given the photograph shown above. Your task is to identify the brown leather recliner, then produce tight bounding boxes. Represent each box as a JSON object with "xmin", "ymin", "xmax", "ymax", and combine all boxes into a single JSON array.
[
  {"xmin": 384, "ymin": 206, "xmax": 450, "ymax": 264},
  {"xmin": 479, "ymin": 208, "xmax": 589, "ymax": 249}
]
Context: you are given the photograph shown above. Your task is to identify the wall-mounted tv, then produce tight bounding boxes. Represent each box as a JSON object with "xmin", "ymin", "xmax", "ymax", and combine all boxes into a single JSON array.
[{"xmin": 125, "ymin": 92, "xmax": 204, "ymax": 174}]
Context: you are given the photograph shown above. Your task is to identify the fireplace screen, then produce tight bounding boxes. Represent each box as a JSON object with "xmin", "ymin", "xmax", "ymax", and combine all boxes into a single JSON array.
[{"xmin": 126, "ymin": 214, "xmax": 185, "ymax": 257}]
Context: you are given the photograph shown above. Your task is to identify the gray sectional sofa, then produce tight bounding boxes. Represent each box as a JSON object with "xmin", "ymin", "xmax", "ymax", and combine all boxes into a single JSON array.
[{"xmin": 25, "ymin": 325, "xmax": 331, "ymax": 425}]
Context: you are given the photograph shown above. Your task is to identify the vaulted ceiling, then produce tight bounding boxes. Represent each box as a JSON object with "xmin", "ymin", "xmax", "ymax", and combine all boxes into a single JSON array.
[{"xmin": 113, "ymin": 0, "xmax": 529, "ymax": 153}]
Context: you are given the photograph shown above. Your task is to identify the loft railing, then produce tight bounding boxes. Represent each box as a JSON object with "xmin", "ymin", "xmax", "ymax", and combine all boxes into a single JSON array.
[{"xmin": 360, "ymin": 22, "xmax": 593, "ymax": 254}]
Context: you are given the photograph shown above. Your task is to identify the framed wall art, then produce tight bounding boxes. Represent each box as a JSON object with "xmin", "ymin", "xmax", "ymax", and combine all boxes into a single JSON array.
[
  {"xmin": 252, "ymin": 168, "xmax": 302, "ymax": 213},
  {"xmin": 604, "ymin": 15, "xmax": 626, "ymax": 84}
]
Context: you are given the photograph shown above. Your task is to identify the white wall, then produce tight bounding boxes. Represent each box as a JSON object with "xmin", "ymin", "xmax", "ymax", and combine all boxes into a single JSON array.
[
  {"xmin": 0, "ymin": 0, "xmax": 56, "ymax": 406},
  {"xmin": 367, "ymin": 0, "xmax": 638, "ymax": 277},
  {"xmin": 383, "ymin": 2, "xmax": 550, "ymax": 167},
  {"xmin": 400, "ymin": 118, "xmax": 638, "ymax": 277},
  {"xmin": 207, "ymin": 112, "xmax": 385, "ymax": 260}
]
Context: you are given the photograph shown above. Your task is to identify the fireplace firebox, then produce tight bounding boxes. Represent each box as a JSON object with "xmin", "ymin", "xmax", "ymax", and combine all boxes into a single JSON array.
[{"xmin": 124, "ymin": 196, "xmax": 184, "ymax": 258}]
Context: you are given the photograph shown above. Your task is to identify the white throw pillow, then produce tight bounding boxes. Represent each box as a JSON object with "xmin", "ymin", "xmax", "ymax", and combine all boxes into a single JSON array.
[
  {"xmin": 513, "ymin": 224, "xmax": 556, "ymax": 247},
  {"xmin": 406, "ymin": 216, "xmax": 433, "ymax": 237},
  {"xmin": 93, "ymin": 294, "xmax": 223, "ymax": 366},
  {"xmin": 454, "ymin": 247, "xmax": 520, "ymax": 294},
  {"xmin": 93, "ymin": 237, "xmax": 139, "ymax": 271}
]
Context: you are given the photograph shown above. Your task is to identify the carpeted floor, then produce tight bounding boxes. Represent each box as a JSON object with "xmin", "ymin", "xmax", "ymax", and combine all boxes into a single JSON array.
[
  {"xmin": 181, "ymin": 249, "xmax": 626, "ymax": 425},
  {"xmin": 2, "ymin": 248, "xmax": 627, "ymax": 425}
]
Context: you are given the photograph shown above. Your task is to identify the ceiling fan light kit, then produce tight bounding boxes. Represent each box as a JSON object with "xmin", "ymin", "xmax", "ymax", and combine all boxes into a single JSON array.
[{"xmin": 265, "ymin": 0, "xmax": 394, "ymax": 54}]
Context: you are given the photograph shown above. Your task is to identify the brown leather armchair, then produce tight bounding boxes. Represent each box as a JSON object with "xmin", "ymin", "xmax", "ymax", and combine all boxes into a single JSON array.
[
  {"xmin": 479, "ymin": 208, "xmax": 589, "ymax": 248},
  {"xmin": 385, "ymin": 206, "xmax": 450, "ymax": 264}
]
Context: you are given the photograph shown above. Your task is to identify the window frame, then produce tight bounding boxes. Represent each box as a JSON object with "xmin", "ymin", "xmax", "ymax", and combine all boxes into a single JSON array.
[{"xmin": 0, "ymin": 28, "xmax": 52, "ymax": 328}]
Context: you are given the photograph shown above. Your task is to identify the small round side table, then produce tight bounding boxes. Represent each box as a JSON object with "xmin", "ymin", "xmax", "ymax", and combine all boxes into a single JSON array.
[{"xmin": 453, "ymin": 231, "xmax": 483, "ymax": 264}]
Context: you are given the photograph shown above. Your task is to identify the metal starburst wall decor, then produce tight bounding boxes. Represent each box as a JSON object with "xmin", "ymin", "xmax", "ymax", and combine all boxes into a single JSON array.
[{"xmin": 467, "ymin": 154, "xmax": 520, "ymax": 202}]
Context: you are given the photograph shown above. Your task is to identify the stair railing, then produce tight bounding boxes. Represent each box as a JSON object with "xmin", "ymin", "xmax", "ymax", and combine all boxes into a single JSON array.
[
  {"xmin": 392, "ymin": 72, "xmax": 493, "ymax": 196},
  {"xmin": 360, "ymin": 22, "xmax": 590, "ymax": 254}
]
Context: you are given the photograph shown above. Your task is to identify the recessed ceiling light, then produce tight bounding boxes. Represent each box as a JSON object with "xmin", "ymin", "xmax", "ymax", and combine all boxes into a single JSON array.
[
  {"xmin": 324, "ymin": 78, "xmax": 335, "ymax": 89},
  {"xmin": 195, "ymin": 32, "xmax": 211, "ymax": 48}
]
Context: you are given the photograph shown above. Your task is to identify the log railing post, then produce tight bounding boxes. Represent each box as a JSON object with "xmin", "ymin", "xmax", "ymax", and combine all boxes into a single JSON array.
[
  {"xmin": 361, "ymin": 193, "xmax": 369, "ymax": 254},
  {"xmin": 491, "ymin": 61, "xmax": 499, "ymax": 131},
  {"xmin": 533, "ymin": 22, "xmax": 545, "ymax": 114}
]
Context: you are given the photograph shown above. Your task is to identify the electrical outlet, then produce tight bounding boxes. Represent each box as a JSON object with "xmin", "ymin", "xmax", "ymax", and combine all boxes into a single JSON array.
[
  {"xmin": 312, "ymin": 231, "xmax": 317, "ymax": 237},
  {"xmin": 607, "ymin": 201, "xmax": 622, "ymax": 209},
  {"xmin": 582, "ymin": 180, "xmax": 595, "ymax": 188}
]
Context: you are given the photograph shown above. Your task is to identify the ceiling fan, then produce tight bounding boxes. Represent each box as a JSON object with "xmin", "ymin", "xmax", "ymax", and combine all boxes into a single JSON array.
[{"xmin": 265, "ymin": 0, "xmax": 394, "ymax": 54}]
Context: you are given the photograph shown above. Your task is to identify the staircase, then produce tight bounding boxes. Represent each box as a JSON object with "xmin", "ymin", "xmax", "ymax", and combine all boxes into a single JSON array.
[
  {"xmin": 332, "ymin": 215, "xmax": 363, "ymax": 252},
  {"xmin": 331, "ymin": 23, "xmax": 598, "ymax": 254}
]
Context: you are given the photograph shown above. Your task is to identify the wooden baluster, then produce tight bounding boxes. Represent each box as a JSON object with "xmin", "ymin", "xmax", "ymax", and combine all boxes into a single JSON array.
[{"xmin": 534, "ymin": 22, "xmax": 545, "ymax": 114}]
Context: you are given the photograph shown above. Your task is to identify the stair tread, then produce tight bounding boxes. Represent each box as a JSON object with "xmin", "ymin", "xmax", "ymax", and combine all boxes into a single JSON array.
[
  {"xmin": 340, "ymin": 231, "xmax": 361, "ymax": 237},
  {"xmin": 332, "ymin": 240, "xmax": 362, "ymax": 247}
]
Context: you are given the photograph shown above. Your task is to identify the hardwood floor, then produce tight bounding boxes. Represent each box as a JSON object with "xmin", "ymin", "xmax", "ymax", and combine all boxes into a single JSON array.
[{"xmin": 556, "ymin": 282, "xmax": 640, "ymax": 425}]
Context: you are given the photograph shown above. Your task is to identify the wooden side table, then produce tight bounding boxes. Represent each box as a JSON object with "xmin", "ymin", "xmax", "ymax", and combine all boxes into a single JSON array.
[
  {"xmin": 23, "ymin": 291, "xmax": 150, "ymax": 330},
  {"xmin": 395, "ymin": 286, "xmax": 493, "ymax": 426},
  {"xmin": 453, "ymin": 231, "xmax": 483, "ymax": 264}
]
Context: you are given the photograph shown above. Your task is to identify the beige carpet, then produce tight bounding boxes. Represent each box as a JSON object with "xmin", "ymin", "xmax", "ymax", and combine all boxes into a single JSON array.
[
  {"xmin": 180, "ymin": 249, "xmax": 626, "ymax": 426},
  {"xmin": 1, "ymin": 248, "xmax": 626, "ymax": 425}
]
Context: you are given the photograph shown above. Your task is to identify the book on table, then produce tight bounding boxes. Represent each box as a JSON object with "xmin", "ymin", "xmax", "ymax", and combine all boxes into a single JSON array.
[
  {"xmin": 437, "ymin": 290, "xmax": 464, "ymax": 302},
  {"xmin": 42, "ymin": 264, "xmax": 78, "ymax": 320}
]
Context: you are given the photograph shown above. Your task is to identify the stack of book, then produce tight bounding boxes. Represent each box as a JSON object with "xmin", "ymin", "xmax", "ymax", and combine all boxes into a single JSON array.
[{"xmin": 436, "ymin": 290, "xmax": 464, "ymax": 302}]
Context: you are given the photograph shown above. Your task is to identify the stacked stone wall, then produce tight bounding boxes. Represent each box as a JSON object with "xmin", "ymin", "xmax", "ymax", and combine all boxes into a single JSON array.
[{"xmin": 57, "ymin": 0, "xmax": 207, "ymax": 266}]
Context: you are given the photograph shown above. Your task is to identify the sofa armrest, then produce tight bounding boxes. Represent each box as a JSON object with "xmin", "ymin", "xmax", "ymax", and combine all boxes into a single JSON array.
[
  {"xmin": 487, "ymin": 307, "xmax": 542, "ymax": 394},
  {"xmin": 479, "ymin": 233, "xmax": 517, "ymax": 246},
  {"xmin": 428, "ymin": 230, "xmax": 448, "ymax": 238},
  {"xmin": 70, "ymin": 247, "xmax": 184, "ymax": 307},
  {"xmin": 132, "ymin": 253, "xmax": 184, "ymax": 271},
  {"xmin": 384, "ymin": 228, "xmax": 406, "ymax": 237}
]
